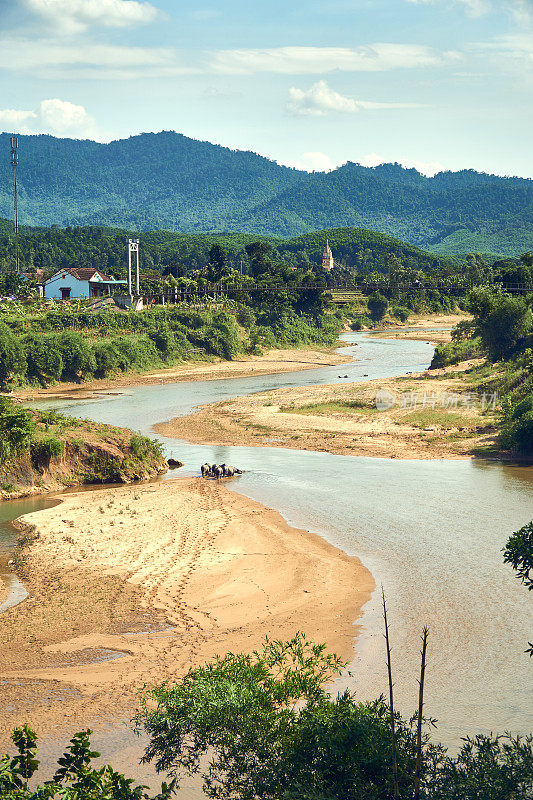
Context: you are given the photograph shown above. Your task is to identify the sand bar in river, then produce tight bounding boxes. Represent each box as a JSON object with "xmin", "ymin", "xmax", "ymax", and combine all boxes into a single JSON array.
[{"xmin": 0, "ymin": 478, "xmax": 373, "ymax": 747}]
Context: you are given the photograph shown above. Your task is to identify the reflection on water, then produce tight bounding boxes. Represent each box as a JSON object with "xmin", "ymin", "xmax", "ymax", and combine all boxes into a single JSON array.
[{"xmin": 2, "ymin": 331, "xmax": 529, "ymax": 786}]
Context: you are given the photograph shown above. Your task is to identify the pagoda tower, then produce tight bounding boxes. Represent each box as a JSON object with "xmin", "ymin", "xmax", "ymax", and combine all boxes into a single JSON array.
[{"xmin": 321, "ymin": 240, "xmax": 334, "ymax": 271}]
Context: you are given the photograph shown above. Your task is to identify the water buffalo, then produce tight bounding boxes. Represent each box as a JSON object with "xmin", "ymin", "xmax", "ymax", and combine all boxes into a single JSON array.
[
  {"xmin": 212, "ymin": 464, "xmax": 224, "ymax": 479},
  {"xmin": 201, "ymin": 463, "xmax": 211, "ymax": 478}
]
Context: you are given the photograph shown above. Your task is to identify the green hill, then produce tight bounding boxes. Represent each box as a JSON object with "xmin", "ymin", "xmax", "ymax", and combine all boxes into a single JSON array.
[
  {"xmin": 0, "ymin": 131, "xmax": 531, "ymax": 257},
  {"xmin": 0, "ymin": 221, "xmax": 456, "ymax": 277}
]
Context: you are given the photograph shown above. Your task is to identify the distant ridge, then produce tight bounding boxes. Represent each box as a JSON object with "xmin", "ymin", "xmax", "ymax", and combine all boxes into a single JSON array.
[{"xmin": 0, "ymin": 130, "xmax": 531, "ymax": 257}]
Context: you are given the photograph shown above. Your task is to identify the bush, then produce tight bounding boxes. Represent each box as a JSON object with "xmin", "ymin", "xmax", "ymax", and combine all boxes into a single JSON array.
[
  {"xmin": 58, "ymin": 331, "xmax": 96, "ymax": 380},
  {"xmin": 30, "ymin": 436, "xmax": 64, "ymax": 466},
  {"xmin": 148, "ymin": 326, "xmax": 177, "ymax": 359},
  {"xmin": 0, "ymin": 321, "xmax": 26, "ymax": 390},
  {"xmin": 0, "ymin": 725, "xmax": 174, "ymax": 799},
  {"xmin": 23, "ymin": 333, "xmax": 63, "ymax": 386},
  {"xmin": 130, "ymin": 433, "xmax": 162, "ymax": 460},
  {"xmin": 500, "ymin": 401, "xmax": 533, "ymax": 454},
  {"xmin": 469, "ymin": 289, "xmax": 532, "ymax": 361},
  {"xmin": 0, "ymin": 398, "xmax": 34, "ymax": 463},
  {"xmin": 92, "ymin": 340, "xmax": 123, "ymax": 377},
  {"xmin": 391, "ymin": 305, "xmax": 410, "ymax": 322},
  {"xmin": 367, "ymin": 292, "xmax": 389, "ymax": 321},
  {"xmin": 429, "ymin": 337, "xmax": 483, "ymax": 369}
]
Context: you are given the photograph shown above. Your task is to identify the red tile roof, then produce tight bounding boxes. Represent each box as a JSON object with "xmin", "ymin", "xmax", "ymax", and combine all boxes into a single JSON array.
[{"xmin": 50, "ymin": 268, "xmax": 112, "ymax": 282}]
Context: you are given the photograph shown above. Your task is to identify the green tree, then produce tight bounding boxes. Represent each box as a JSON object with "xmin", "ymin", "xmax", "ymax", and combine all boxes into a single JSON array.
[
  {"xmin": 0, "ymin": 725, "xmax": 175, "ymax": 799},
  {"xmin": 23, "ymin": 333, "xmax": 63, "ymax": 386},
  {"xmin": 367, "ymin": 291, "xmax": 389, "ymax": 321},
  {"xmin": 0, "ymin": 321, "xmax": 26, "ymax": 390},
  {"xmin": 57, "ymin": 331, "xmax": 96, "ymax": 380},
  {"xmin": 207, "ymin": 244, "xmax": 230, "ymax": 283},
  {"xmin": 0, "ymin": 398, "xmax": 34, "ymax": 463},
  {"xmin": 469, "ymin": 288, "xmax": 532, "ymax": 360},
  {"xmin": 137, "ymin": 634, "xmax": 443, "ymax": 800}
]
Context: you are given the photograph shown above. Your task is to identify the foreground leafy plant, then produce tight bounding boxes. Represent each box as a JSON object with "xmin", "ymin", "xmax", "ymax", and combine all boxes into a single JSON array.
[
  {"xmin": 136, "ymin": 633, "xmax": 533, "ymax": 800},
  {"xmin": 0, "ymin": 725, "xmax": 175, "ymax": 799}
]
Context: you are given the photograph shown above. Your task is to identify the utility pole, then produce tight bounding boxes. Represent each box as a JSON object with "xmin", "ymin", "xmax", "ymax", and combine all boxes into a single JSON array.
[{"xmin": 10, "ymin": 136, "xmax": 19, "ymax": 274}]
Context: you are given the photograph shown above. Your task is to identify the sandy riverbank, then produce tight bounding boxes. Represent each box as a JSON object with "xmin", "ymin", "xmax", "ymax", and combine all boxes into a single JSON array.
[
  {"xmin": 13, "ymin": 347, "xmax": 352, "ymax": 402},
  {"xmin": 0, "ymin": 478, "xmax": 373, "ymax": 747},
  {"xmin": 368, "ymin": 314, "xmax": 465, "ymax": 343},
  {"xmin": 155, "ymin": 359, "xmax": 497, "ymax": 460}
]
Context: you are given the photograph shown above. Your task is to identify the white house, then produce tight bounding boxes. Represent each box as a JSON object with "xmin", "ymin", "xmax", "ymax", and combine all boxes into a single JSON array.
[{"xmin": 44, "ymin": 268, "xmax": 127, "ymax": 300}]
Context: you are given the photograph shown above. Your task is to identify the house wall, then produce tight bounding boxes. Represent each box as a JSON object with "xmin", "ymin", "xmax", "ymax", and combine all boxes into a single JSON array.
[{"xmin": 44, "ymin": 273, "xmax": 91, "ymax": 299}]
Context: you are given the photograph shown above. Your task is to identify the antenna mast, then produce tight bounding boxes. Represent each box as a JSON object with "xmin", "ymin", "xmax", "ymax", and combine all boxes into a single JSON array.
[{"xmin": 10, "ymin": 136, "xmax": 19, "ymax": 274}]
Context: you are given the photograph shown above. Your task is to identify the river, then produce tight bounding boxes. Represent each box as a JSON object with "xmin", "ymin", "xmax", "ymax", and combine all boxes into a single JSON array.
[{"xmin": 1, "ymin": 332, "xmax": 532, "ymax": 782}]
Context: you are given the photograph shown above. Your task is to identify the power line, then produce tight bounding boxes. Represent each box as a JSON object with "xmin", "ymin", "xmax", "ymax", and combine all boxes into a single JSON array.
[{"xmin": 10, "ymin": 136, "xmax": 19, "ymax": 274}]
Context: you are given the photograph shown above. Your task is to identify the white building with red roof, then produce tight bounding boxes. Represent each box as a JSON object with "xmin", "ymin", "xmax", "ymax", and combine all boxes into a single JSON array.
[{"xmin": 44, "ymin": 268, "xmax": 126, "ymax": 300}]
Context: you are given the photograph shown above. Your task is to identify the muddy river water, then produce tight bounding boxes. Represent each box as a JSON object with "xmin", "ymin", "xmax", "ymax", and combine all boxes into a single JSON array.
[{"xmin": 1, "ymin": 332, "xmax": 532, "ymax": 787}]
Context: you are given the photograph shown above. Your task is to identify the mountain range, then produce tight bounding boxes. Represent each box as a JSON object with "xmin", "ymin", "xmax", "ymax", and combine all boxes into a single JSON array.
[{"xmin": 0, "ymin": 131, "xmax": 531, "ymax": 257}]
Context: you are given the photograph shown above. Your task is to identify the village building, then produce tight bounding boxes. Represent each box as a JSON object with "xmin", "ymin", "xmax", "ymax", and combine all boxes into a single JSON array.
[
  {"xmin": 44, "ymin": 268, "xmax": 126, "ymax": 300},
  {"xmin": 321, "ymin": 241, "xmax": 334, "ymax": 271}
]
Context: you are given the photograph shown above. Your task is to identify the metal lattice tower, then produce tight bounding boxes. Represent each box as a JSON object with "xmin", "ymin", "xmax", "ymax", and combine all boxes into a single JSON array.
[
  {"xmin": 128, "ymin": 238, "xmax": 140, "ymax": 296},
  {"xmin": 10, "ymin": 136, "xmax": 19, "ymax": 274}
]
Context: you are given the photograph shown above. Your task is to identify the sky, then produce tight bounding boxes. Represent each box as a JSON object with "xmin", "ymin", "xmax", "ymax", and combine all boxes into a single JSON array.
[{"xmin": 0, "ymin": 0, "xmax": 532, "ymax": 177}]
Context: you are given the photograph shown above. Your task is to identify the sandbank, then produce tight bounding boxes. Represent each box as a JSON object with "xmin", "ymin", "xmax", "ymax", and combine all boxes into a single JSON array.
[{"xmin": 0, "ymin": 478, "xmax": 373, "ymax": 746}]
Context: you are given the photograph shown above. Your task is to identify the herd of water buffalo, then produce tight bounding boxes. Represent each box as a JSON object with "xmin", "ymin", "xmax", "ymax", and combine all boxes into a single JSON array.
[{"xmin": 201, "ymin": 463, "xmax": 243, "ymax": 479}]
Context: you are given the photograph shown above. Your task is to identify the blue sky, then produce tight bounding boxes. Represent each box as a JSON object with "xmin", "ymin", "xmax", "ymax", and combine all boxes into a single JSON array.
[{"xmin": 0, "ymin": 0, "xmax": 531, "ymax": 176}]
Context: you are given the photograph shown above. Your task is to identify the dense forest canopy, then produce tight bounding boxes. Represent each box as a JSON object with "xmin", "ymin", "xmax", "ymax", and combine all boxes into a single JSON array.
[
  {"xmin": 0, "ymin": 131, "xmax": 531, "ymax": 257},
  {"xmin": 0, "ymin": 220, "xmax": 461, "ymax": 279}
]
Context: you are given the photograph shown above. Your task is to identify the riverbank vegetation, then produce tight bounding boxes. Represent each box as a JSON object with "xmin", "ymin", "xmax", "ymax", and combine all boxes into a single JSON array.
[
  {"xmin": 2, "ymin": 633, "xmax": 531, "ymax": 799},
  {"xmin": 430, "ymin": 288, "xmax": 533, "ymax": 454},
  {"xmin": 0, "ymin": 397, "xmax": 167, "ymax": 498}
]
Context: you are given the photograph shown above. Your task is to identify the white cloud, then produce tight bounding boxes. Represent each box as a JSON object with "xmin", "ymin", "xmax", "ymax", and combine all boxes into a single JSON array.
[
  {"xmin": 470, "ymin": 32, "xmax": 533, "ymax": 72},
  {"xmin": 0, "ymin": 38, "xmax": 194, "ymax": 80},
  {"xmin": 24, "ymin": 0, "xmax": 159, "ymax": 35},
  {"xmin": 208, "ymin": 44, "xmax": 453, "ymax": 75},
  {"xmin": 0, "ymin": 108, "xmax": 37, "ymax": 131},
  {"xmin": 509, "ymin": 0, "xmax": 533, "ymax": 25},
  {"xmin": 287, "ymin": 81, "xmax": 359, "ymax": 115},
  {"xmin": 280, "ymin": 152, "xmax": 341, "ymax": 172},
  {"xmin": 286, "ymin": 80, "xmax": 424, "ymax": 116},
  {"xmin": 0, "ymin": 98, "xmax": 106, "ymax": 140}
]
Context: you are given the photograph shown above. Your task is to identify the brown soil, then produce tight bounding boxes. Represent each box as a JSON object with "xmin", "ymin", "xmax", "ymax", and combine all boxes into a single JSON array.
[{"xmin": 0, "ymin": 479, "xmax": 373, "ymax": 747}]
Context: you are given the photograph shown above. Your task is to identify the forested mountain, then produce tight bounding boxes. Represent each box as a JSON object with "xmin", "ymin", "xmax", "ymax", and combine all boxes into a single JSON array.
[
  {"xmin": 0, "ymin": 131, "xmax": 531, "ymax": 256},
  {"xmin": 0, "ymin": 221, "xmax": 457, "ymax": 278}
]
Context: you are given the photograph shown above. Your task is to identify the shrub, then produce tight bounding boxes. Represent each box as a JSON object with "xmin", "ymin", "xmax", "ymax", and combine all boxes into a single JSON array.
[
  {"xmin": 148, "ymin": 326, "xmax": 177, "ymax": 358},
  {"xmin": 0, "ymin": 321, "xmax": 26, "ymax": 390},
  {"xmin": 469, "ymin": 288, "xmax": 532, "ymax": 361},
  {"xmin": 430, "ymin": 337, "xmax": 483, "ymax": 369},
  {"xmin": 391, "ymin": 305, "xmax": 410, "ymax": 322},
  {"xmin": 57, "ymin": 331, "xmax": 96, "ymax": 380},
  {"xmin": 367, "ymin": 291, "xmax": 389, "ymax": 321},
  {"xmin": 130, "ymin": 433, "xmax": 162, "ymax": 460},
  {"xmin": 0, "ymin": 398, "xmax": 34, "ymax": 463},
  {"xmin": 23, "ymin": 333, "xmax": 63, "ymax": 386},
  {"xmin": 92, "ymin": 340, "xmax": 123, "ymax": 377},
  {"xmin": 30, "ymin": 436, "xmax": 64, "ymax": 466},
  {"xmin": 0, "ymin": 725, "xmax": 174, "ymax": 799}
]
